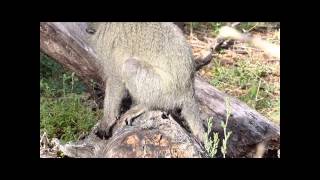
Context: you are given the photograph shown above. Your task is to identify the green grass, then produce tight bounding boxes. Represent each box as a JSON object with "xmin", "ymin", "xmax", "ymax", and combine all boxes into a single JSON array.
[
  {"xmin": 40, "ymin": 53, "xmax": 86, "ymax": 96},
  {"xmin": 186, "ymin": 22, "xmax": 280, "ymax": 36},
  {"xmin": 210, "ymin": 58, "xmax": 280, "ymax": 123},
  {"xmin": 238, "ymin": 22, "xmax": 280, "ymax": 31},
  {"xmin": 40, "ymin": 52, "xmax": 101, "ymax": 143},
  {"xmin": 187, "ymin": 22, "xmax": 228, "ymax": 36},
  {"xmin": 187, "ymin": 22, "xmax": 272, "ymax": 37}
]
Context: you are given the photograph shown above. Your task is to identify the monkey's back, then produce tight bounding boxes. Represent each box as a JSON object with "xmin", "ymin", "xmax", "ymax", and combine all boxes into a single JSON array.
[{"xmin": 91, "ymin": 22, "xmax": 196, "ymax": 109}]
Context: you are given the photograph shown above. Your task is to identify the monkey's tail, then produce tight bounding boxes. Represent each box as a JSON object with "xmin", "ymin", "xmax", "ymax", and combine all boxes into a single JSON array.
[{"xmin": 218, "ymin": 26, "xmax": 280, "ymax": 59}]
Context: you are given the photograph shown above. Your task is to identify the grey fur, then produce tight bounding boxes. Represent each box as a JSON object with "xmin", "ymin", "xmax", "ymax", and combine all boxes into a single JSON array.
[{"xmin": 87, "ymin": 22, "xmax": 205, "ymax": 143}]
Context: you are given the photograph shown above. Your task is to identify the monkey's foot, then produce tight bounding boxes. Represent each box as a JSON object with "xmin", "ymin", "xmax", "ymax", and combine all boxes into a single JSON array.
[
  {"xmin": 96, "ymin": 128, "xmax": 110, "ymax": 140},
  {"xmin": 119, "ymin": 105, "xmax": 146, "ymax": 128},
  {"xmin": 95, "ymin": 121, "xmax": 114, "ymax": 139}
]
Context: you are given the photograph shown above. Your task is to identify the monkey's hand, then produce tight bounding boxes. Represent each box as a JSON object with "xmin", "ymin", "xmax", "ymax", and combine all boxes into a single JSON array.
[
  {"xmin": 119, "ymin": 113, "xmax": 135, "ymax": 127},
  {"xmin": 118, "ymin": 105, "xmax": 146, "ymax": 128}
]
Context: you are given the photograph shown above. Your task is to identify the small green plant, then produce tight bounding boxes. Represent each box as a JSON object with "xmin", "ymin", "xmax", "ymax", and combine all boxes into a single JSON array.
[
  {"xmin": 221, "ymin": 97, "xmax": 232, "ymax": 158},
  {"xmin": 205, "ymin": 117, "xmax": 220, "ymax": 158},
  {"xmin": 205, "ymin": 97, "xmax": 233, "ymax": 158}
]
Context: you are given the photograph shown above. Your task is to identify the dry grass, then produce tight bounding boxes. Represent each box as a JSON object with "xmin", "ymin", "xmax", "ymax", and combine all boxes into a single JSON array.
[{"xmin": 185, "ymin": 22, "xmax": 280, "ymax": 124}]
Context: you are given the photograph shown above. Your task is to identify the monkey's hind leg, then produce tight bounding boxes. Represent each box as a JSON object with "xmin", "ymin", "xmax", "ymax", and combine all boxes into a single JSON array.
[
  {"xmin": 96, "ymin": 78, "xmax": 126, "ymax": 139},
  {"xmin": 118, "ymin": 104, "xmax": 147, "ymax": 128},
  {"xmin": 181, "ymin": 95, "xmax": 206, "ymax": 144}
]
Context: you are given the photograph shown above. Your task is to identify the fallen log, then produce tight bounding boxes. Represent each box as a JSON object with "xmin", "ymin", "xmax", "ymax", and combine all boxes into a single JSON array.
[{"xmin": 40, "ymin": 22, "xmax": 280, "ymax": 158}]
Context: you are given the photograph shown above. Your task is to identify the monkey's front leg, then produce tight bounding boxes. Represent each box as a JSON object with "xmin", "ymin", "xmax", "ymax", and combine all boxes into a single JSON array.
[
  {"xmin": 96, "ymin": 78, "xmax": 126, "ymax": 139},
  {"xmin": 118, "ymin": 104, "xmax": 147, "ymax": 127}
]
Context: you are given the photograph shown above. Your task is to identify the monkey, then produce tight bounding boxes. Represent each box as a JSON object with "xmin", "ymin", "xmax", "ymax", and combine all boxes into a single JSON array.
[{"xmin": 86, "ymin": 22, "xmax": 206, "ymax": 144}]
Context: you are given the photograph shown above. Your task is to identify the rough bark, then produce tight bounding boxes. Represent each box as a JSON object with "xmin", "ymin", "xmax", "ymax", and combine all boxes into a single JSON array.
[
  {"xmin": 57, "ymin": 111, "xmax": 209, "ymax": 158},
  {"xmin": 40, "ymin": 22, "xmax": 280, "ymax": 158}
]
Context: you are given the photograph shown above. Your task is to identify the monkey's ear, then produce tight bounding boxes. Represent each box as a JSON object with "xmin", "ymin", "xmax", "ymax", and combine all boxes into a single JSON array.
[
  {"xmin": 86, "ymin": 22, "xmax": 97, "ymax": 34},
  {"xmin": 86, "ymin": 27, "xmax": 96, "ymax": 34}
]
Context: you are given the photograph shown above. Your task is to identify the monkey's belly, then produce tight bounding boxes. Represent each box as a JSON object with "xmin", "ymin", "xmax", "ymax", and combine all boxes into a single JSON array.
[{"xmin": 126, "ymin": 81, "xmax": 185, "ymax": 110}]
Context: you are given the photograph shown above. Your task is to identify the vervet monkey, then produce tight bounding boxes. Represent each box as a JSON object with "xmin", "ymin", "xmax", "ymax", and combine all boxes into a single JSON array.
[{"xmin": 86, "ymin": 22, "xmax": 206, "ymax": 144}]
